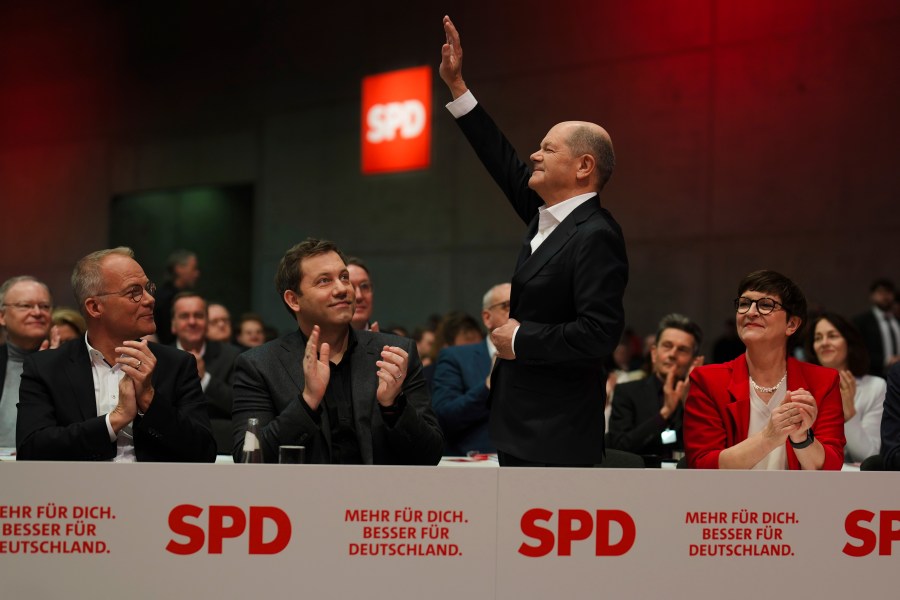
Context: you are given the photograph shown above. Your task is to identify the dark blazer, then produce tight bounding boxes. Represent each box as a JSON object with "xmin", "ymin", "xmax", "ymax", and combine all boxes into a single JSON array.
[
  {"xmin": 231, "ymin": 329, "xmax": 443, "ymax": 465},
  {"xmin": 455, "ymin": 103, "xmax": 628, "ymax": 464},
  {"xmin": 16, "ymin": 338, "xmax": 217, "ymax": 462},
  {"xmin": 606, "ymin": 375, "xmax": 683, "ymax": 458},
  {"xmin": 0, "ymin": 344, "xmax": 7, "ymax": 404},
  {"xmin": 189, "ymin": 340, "xmax": 241, "ymax": 454},
  {"xmin": 684, "ymin": 355, "xmax": 845, "ymax": 470},
  {"xmin": 881, "ymin": 363, "xmax": 900, "ymax": 470},
  {"xmin": 432, "ymin": 340, "xmax": 494, "ymax": 455},
  {"xmin": 855, "ymin": 310, "xmax": 890, "ymax": 376}
]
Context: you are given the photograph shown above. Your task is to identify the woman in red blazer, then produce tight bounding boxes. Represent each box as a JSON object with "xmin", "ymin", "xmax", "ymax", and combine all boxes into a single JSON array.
[{"xmin": 684, "ymin": 270, "xmax": 845, "ymax": 469}]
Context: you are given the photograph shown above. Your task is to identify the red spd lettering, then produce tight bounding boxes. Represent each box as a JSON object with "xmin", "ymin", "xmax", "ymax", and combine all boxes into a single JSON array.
[
  {"xmin": 844, "ymin": 509, "xmax": 900, "ymax": 556},
  {"xmin": 166, "ymin": 505, "xmax": 292, "ymax": 555},
  {"xmin": 518, "ymin": 508, "xmax": 636, "ymax": 557}
]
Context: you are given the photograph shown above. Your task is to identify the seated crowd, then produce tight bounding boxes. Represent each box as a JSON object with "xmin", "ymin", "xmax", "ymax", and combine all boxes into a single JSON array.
[{"xmin": 1, "ymin": 244, "xmax": 899, "ymax": 470}]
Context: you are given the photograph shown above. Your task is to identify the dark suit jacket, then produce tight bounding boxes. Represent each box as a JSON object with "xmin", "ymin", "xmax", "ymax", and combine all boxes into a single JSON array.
[
  {"xmin": 432, "ymin": 340, "xmax": 494, "ymax": 455},
  {"xmin": 855, "ymin": 310, "xmax": 890, "ymax": 376},
  {"xmin": 606, "ymin": 375, "xmax": 683, "ymax": 458},
  {"xmin": 231, "ymin": 328, "xmax": 443, "ymax": 465},
  {"xmin": 455, "ymin": 104, "xmax": 628, "ymax": 464},
  {"xmin": 881, "ymin": 363, "xmax": 900, "ymax": 470},
  {"xmin": 684, "ymin": 355, "xmax": 845, "ymax": 470},
  {"xmin": 179, "ymin": 340, "xmax": 241, "ymax": 454},
  {"xmin": 16, "ymin": 338, "xmax": 216, "ymax": 462},
  {"xmin": 0, "ymin": 344, "xmax": 7, "ymax": 405}
]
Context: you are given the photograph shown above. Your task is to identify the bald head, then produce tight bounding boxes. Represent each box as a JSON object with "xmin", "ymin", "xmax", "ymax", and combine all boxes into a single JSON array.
[
  {"xmin": 529, "ymin": 120, "xmax": 615, "ymax": 205},
  {"xmin": 562, "ymin": 121, "xmax": 615, "ymax": 192}
]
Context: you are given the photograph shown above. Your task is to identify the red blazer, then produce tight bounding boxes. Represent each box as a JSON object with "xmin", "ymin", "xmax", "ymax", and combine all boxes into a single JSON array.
[{"xmin": 684, "ymin": 355, "xmax": 845, "ymax": 470}]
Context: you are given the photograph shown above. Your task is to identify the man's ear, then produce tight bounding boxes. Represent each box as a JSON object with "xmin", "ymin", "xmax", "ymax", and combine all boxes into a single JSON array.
[
  {"xmin": 283, "ymin": 289, "xmax": 301, "ymax": 314},
  {"xmin": 84, "ymin": 298, "xmax": 103, "ymax": 319},
  {"xmin": 575, "ymin": 153, "xmax": 596, "ymax": 182}
]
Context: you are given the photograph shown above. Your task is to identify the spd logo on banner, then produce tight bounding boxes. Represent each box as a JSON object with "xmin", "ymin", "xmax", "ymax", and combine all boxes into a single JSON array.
[{"xmin": 361, "ymin": 66, "xmax": 431, "ymax": 174}]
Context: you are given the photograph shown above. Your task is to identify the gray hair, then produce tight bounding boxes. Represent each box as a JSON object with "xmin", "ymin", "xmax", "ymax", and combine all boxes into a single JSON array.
[
  {"xmin": 0, "ymin": 275, "xmax": 52, "ymax": 307},
  {"xmin": 482, "ymin": 283, "xmax": 509, "ymax": 310},
  {"xmin": 567, "ymin": 125, "xmax": 615, "ymax": 191},
  {"xmin": 71, "ymin": 247, "xmax": 135, "ymax": 315},
  {"xmin": 656, "ymin": 313, "xmax": 703, "ymax": 355}
]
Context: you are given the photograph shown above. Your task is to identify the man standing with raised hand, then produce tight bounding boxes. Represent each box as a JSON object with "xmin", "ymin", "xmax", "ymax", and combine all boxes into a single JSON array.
[{"xmin": 439, "ymin": 16, "xmax": 628, "ymax": 466}]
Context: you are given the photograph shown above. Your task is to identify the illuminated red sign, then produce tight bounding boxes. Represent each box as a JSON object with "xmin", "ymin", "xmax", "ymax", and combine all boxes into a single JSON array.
[{"xmin": 361, "ymin": 66, "xmax": 431, "ymax": 174}]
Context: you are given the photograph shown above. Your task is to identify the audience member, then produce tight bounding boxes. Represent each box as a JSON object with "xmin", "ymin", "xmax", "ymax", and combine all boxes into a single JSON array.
[
  {"xmin": 607, "ymin": 314, "xmax": 703, "ymax": 464},
  {"xmin": 1, "ymin": 276, "xmax": 55, "ymax": 447},
  {"xmin": 171, "ymin": 292, "xmax": 241, "ymax": 454},
  {"xmin": 413, "ymin": 325, "xmax": 436, "ymax": 367},
  {"xmin": 684, "ymin": 270, "xmax": 844, "ymax": 470},
  {"xmin": 711, "ymin": 318, "xmax": 745, "ymax": 364},
  {"xmin": 231, "ymin": 238, "xmax": 442, "ymax": 464},
  {"xmin": 854, "ymin": 278, "xmax": 900, "ymax": 376},
  {"xmin": 347, "ymin": 257, "xmax": 378, "ymax": 331},
  {"xmin": 385, "ymin": 325, "xmax": 410, "ymax": 338},
  {"xmin": 424, "ymin": 311, "xmax": 484, "ymax": 388},
  {"xmin": 236, "ymin": 313, "xmax": 266, "ymax": 350},
  {"xmin": 51, "ymin": 307, "xmax": 86, "ymax": 343},
  {"xmin": 804, "ymin": 312, "xmax": 884, "ymax": 463},
  {"xmin": 432, "ymin": 283, "xmax": 511, "ymax": 455},
  {"xmin": 880, "ymin": 363, "xmax": 900, "ymax": 470},
  {"xmin": 16, "ymin": 247, "xmax": 216, "ymax": 462},
  {"xmin": 153, "ymin": 249, "xmax": 200, "ymax": 345},
  {"xmin": 206, "ymin": 302, "xmax": 233, "ymax": 343}
]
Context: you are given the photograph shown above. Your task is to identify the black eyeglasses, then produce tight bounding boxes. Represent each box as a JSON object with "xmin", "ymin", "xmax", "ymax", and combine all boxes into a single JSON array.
[
  {"xmin": 734, "ymin": 296, "xmax": 783, "ymax": 315},
  {"xmin": 487, "ymin": 301, "xmax": 511, "ymax": 312},
  {"xmin": 95, "ymin": 282, "xmax": 157, "ymax": 303}
]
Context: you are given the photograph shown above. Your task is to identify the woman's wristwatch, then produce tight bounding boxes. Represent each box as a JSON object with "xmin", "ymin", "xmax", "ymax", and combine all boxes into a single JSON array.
[{"xmin": 790, "ymin": 428, "xmax": 815, "ymax": 449}]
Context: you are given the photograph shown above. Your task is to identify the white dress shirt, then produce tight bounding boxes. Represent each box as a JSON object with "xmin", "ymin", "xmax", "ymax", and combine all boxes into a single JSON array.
[{"xmin": 85, "ymin": 335, "xmax": 135, "ymax": 462}]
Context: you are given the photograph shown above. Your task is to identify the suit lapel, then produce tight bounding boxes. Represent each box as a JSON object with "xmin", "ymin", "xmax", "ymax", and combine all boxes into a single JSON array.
[
  {"xmin": 275, "ymin": 331, "xmax": 306, "ymax": 393},
  {"xmin": 66, "ymin": 339, "xmax": 99, "ymax": 420},
  {"xmin": 513, "ymin": 197, "xmax": 599, "ymax": 287},
  {"xmin": 725, "ymin": 355, "xmax": 752, "ymax": 439},
  {"xmin": 350, "ymin": 332, "xmax": 378, "ymax": 463},
  {"xmin": 785, "ymin": 357, "xmax": 808, "ymax": 392},
  {"xmin": 514, "ymin": 216, "xmax": 539, "ymax": 271}
]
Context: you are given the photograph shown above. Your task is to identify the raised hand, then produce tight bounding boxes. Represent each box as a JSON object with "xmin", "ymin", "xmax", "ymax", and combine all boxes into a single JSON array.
[
  {"xmin": 302, "ymin": 325, "xmax": 331, "ymax": 410},
  {"xmin": 39, "ymin": 325, "xmax": 61, "ymax": 351},
  {"xmin": 115, "ymin": 339, "xmax": 156, "ymax": 414},
  {"xmin": 376, "ymin": 345, "xmax": 408, "ymax": 407},
  {"xmin": 440, "ymin": 15, "xmax": 468, "ymax": 98},
  {"xmin": 837, "ymin": 370, "xmax": 857, "ymax": 422}
]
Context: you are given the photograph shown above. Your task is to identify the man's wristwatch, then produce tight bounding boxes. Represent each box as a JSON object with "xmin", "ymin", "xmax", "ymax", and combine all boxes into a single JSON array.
[{"xmin": 790, "ymin": 428, "xmax": 815, "ymax": 449}]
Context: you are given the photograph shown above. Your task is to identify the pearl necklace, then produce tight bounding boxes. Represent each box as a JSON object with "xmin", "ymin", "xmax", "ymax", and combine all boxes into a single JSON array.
[{"xmin": 749, "ymin": 372, "xmax": 787, "ymax": 394}]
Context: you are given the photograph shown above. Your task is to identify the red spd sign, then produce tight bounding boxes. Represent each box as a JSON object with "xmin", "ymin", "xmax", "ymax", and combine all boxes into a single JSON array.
[
  {"xmin": 361, "ymin": 66, "xmax": 431, "ymax": 174},
  {"xmin": 166, "ymin": 504, "xmax": 292, "ymax": 555}
]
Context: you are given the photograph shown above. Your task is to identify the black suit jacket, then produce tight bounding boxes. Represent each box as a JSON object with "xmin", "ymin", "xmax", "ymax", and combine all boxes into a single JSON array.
[
  {"xmin": 855, "ymin": 310, "xmax": 889, "ymax": 376},
  {"xmin": 456, "ymin": 104, "xmax": 628, "ymax": 464},
  {"xmin": 176, "ymin": 340, "xmax": 241, "ymax": 454},
  {"xmin": 231, "ymin": 328, "xmax": 443, "ymax": 465},
  {"xmin": 0, "ymin": 344, "xmax": 7, "ymax": 405},
  {"xmin": 606, "ymin": 375, "xmax": 683, "ymax": 459},
  {"xmin": 881, "ymin": 363, "xmax": 900, "ymax": 470},
  {"xmin": 16, "ymin": 338, "xmax": 216, "ymax": 462}
]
